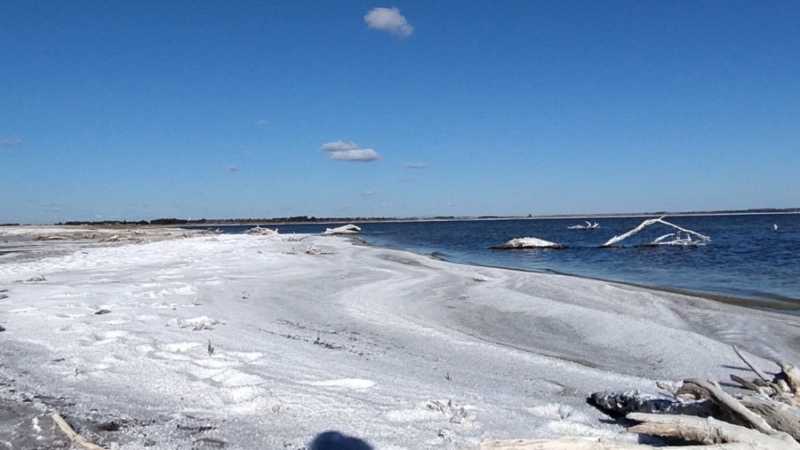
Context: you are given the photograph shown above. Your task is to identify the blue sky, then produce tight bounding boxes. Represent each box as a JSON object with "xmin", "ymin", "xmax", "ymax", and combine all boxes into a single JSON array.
[{"xmin": 2, "ymin": 1, "xmax": 799, "ymax": 223}]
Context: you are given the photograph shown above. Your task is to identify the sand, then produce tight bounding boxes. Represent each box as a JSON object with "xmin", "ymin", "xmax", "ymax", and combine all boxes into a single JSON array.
[{"xmin": 1, "ymin": 227, "xmax": 798, "ymax": 449}]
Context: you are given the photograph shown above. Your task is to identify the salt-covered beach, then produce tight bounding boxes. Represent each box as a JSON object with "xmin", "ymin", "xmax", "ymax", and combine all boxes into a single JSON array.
[{"xmin": 2, "ymin": 228, "xmax": 800, "ymax": 449}]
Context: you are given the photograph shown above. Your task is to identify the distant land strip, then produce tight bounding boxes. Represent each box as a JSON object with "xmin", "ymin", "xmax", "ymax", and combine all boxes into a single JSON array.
[{"xmin": 1, "ymin": 207, "xmax": 795, "ymax": 227}]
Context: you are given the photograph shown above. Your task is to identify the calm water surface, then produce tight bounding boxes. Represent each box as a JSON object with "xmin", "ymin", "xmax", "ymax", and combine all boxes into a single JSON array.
[{"xmin": 210, "ymin": 214, "xmax": 800, "ymax": 307}]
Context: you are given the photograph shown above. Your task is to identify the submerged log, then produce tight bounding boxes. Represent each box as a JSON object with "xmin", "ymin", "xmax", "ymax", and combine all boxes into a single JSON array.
[
  {"xmin": 489, "ymin": 237, "xmax": 564, "ymax": 249},
  {"xmin": 245, "ymin": 226, "xmax": 279, "ymax": 236},
  {"xmin": 322, "ymin": 224, "xmax": 361, "ymax": 235}
]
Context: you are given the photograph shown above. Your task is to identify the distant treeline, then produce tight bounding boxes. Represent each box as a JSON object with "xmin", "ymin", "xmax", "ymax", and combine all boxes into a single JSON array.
[
  {"xmin": 645, "ymin": 207, "xmax": 800, "ymax": 216},
  {"xmin": 57, "ymin": 216, "xmax": 423, "ymax": 226},
  {"xmin": 48, "ymin": 207, "xmax": 800, "ymax": 227}
]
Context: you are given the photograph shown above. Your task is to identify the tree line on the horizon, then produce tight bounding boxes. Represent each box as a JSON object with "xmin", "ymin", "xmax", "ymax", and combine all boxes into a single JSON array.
[
  {"xmin": 55, "ymin": 216, "xmax": 420, "ymax": 226},
  {"xmin": 30, "ymin": 206, "xmax": 800, "ymax": 228}
]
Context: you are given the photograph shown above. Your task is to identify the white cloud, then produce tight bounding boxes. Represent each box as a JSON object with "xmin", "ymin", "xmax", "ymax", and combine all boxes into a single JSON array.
[
  {"xmin": 255, "ymin": 119, "xmax": 268, "ymax": 126},
  {"xmin": 320, "ymin": 140, "xmax": 380, "ymax": 162},
  {"xmin": 1, "ymin": 138, "xmax": 23, "ymax": 147},
  {"xmin": 404, "ymin": 162, "xmax": 428, "ymax": 169},
  {"xmin": 320, "ymin": 140, "xmax": 359, "ymax": 152},
  {"xmin": 364, "ymin": 7, "xmax": 413, "ymax": 37},
  {"xmin": 329, "ymin": 148, "xmax": 380, "ymax": 162}
]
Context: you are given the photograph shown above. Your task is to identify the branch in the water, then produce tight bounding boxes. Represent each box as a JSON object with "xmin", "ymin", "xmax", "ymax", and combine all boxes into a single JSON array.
[{"xmin": 602, "ymin": 217, "xmax": 710, "ymax": 247}]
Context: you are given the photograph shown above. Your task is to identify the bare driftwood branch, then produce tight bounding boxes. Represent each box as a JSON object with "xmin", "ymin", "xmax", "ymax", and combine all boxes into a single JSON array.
[
  {"xmin": 479, "ymin": 435, "xmax": 758, "ymax": 449},
  {"xmin": 51, "ymin": 412, "xmax": 107, "ymax": 450},
  {"xmin": 733, "ymin": 346, "xmax": 771, "ymax": 382},
  {"xmin": 602, "ymin": 216, "xmax": 710, "ymax": 247},
  {"xmin": 501, "ymin": 344, "xmax": 800, "ymax": 449},
  {"xmin": 739, "ymin": 394, "xmax": 800, "ymax": 441},
  {"xmin": 730, "ymin": 374, "xmax": 775, "ymax": 396},
  {"xmin": 478, "ymin": 436, "xmax": 663, "ymax": 449},
  {"xmin": 730, "ymin": 374, "xmax": 762, "ymax": 392},
  {"xmin": 627, "ymin": 412, "xmax": 799, "ymax": 449},
  {"xmin": 678, "ymin": 378, "xmax": 776, "ymax": 435}
]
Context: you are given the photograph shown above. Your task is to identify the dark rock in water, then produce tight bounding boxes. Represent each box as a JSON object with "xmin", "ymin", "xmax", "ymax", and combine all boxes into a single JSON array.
[
  {"xmin": 0, "ymin": 325, "xmax": 5, "ymax": 332},
  {"xmin": 94, "ymin": 309, "xmax": 111, "ymax": 315}
]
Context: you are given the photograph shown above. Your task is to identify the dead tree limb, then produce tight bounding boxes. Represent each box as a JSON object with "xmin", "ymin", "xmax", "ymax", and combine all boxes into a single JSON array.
[
  {"xmin": 733, "ymin": 346, "xmax": 771, "ymax": 382},
  {"xmin": 678, "ymin": 378, "xmax": 776, "ymax": 435},
  {"xmin": 602, "ymin": 217, "xmax": 710, "ymax": 247},
  {"xmin": 51, "ymin": 412, "xmax": 107, "ymax": 450},
  {"xmin": 479, "ymin": 435, "xmax": 759, "ymax": 449},
  {"xmin": 739, "ymin": 395, "xmax": 800, "ymax": 441},
  {"xmin": 626, "ymin": 412, "xmax": 800, "ymax": 449},
  {"xmin": 478, "ymin": 436, "xmax": 669, "ymax": 449}
]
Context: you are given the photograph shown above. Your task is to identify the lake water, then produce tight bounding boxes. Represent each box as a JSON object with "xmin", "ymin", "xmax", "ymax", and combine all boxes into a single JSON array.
[{"xmin": 208, "ymin": 213, "xmax": 800, "ymax": 309}]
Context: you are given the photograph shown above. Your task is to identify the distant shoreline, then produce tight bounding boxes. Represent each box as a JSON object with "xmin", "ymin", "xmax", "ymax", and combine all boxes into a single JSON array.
[
  {"xmin": 179, "ymin": 210, "xmax": 800, "ymax": 228},
  {"xmin": 4, "ymin": 208, "xmax": 797, "ymax": 228}
]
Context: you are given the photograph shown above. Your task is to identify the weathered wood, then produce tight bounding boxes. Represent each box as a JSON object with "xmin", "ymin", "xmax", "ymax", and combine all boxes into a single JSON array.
[
  {"xmin": 479, "ymin": 436, "xmax": 643, "ymax": 449},
  {"xmin": 602, "ymin": 217, "xmax": 710, "ymax": 247},
  {"xmin": 678, "ymin": 379, "xmax": 777, "ymax": 435},
  {"xmin": 733, "ymin": 346, "xmax": 770, "ymax": 382},
  {"xmin": 479, "ymin": 436, "xmax": 758, "ymax": 449},
  {"xmin": 778, "ymin": 362, "xmax": 800, "ymax": 393},
  {"xmin": 731, "ymin": 374, "xmax": 763, "ymax": 393},
  {"xmin": 51, "ymin": 412, "xmax": 107, "ymax": 450},
  {"xmin": 739, "ymin": 394, "xmax": 800, "ymax": 440},
  {"xmin": 626, "ymin": 413, "xmax": 800, "ymax": 449},
  {"xmin": 589, "ymin": 391, "xmax": 712, "ymax": 418}
]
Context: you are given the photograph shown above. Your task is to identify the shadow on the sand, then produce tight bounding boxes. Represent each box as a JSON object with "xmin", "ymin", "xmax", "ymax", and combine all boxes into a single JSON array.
[{"xmin": 310, "ymin": 431, "xmax": 373, "ymax": 450}]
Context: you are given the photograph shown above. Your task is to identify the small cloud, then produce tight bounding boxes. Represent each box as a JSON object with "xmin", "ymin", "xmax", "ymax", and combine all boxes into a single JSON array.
[
  {"xmin": 404, "ymin": 162, "xmax": 428, "ymax": 169},
  {"xmin": 1, "ymin": 138, "xmax": 23, "ymax": 147},
  {"xmin": 320, "ymin": 140, "xmax": 380, "ymax": 162},
  {"xmin": 329, "ymin": 149, "xmax": 379, "ymax": 161},
  {"xmin": 256, "ymin": 119, "xmax": 268, "ymax": 126},
  {"xmin": 361, "ymin": 190, "xmax": 376, "ymax": 197},
  {"xmin": 364, "ymin": 7, "xmax": 413, "ymax": 38},
  {"xmin": 227, "ymin": 165, "xmax": 239, "ymax": 172},
  {"xmin": 320, "ymin": 140, "xmax": 359, "ymax": 152}
]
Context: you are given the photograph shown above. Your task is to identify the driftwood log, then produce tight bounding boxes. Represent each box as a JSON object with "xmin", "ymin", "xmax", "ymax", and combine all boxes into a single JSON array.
[
  {"xmin": 52, "ymin": 412, "xmax": 107, "ymax": 450},
  {"xmin": 480, "ymin": 345, "xmax": 800, "ymax": 449}
]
